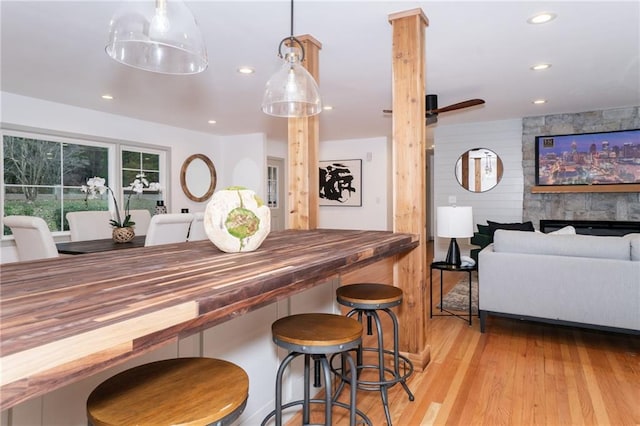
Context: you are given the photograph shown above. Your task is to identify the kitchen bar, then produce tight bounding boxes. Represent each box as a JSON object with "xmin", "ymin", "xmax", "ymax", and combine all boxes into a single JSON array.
[{"xmin": 0, "ymin": 229, "xmax": 418, "ymax": 410}]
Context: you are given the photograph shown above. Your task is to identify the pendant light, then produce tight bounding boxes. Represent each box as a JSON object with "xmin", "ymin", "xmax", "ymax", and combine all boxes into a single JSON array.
[
  {"xmin": 262, "ymin": 0, "xmax": 322, "ymax": 118},
  {"xmin": 106, "ymin": 0, "xmax": 208, "ymax": 75}
]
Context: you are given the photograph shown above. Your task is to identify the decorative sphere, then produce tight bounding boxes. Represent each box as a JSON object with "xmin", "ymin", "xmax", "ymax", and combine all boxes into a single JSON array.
[{"xmin": 204, "ymin": 186, "xmax": 271, "ymax": 252}]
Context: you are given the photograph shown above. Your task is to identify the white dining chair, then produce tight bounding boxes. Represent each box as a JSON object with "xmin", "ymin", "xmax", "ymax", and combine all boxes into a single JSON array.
[
  {"xmin": 66, "ymin": 211, "xmax": 113, "ymax": 241},
  {"xmin": 144, "ymin": 213, "xmax": 194, "ymax": 247},
  {"xmin": 126, "ymin": 209, "xmax": 152, "ymax": 236},
  {"xmin": 187, "ymin": 212, "xmax": 208, "ymax": 242},
  {"xmin": 4, "ymin": 215, "xmax": 59, "ymax": 261}
]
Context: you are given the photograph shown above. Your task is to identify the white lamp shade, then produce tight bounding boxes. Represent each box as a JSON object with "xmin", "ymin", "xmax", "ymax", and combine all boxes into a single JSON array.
[
  {"xmin": 105, "ymin": 0, "xmax": 208, "ymax": 75},
  {"xmin": 437, "ymin": 206, "xmax": 473, "ymax": 238}
]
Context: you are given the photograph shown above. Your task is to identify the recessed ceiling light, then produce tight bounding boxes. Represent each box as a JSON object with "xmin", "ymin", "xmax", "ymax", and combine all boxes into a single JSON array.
[
  {"xmin": 531, "ymin": 63, "xmax": 551, "ymax": 71},
  {"xmin": 323, "ymin": 105, "xmax": 334, "ymax": 111},
  {"xmin": 533, "ymin": 99, "xmax": 547, "ymax": 105},
  {"xmin": 237, "ymin": 66, "xmax": 255, "ymax": 74},
  {"xmin": 207, "ymin": 120, "xmax": 217, "ymax": 124},
  {"xmin": 527, "ymin": 12, "xmax": 557, "ymax": 24},
  {"xmin": 101, "ymin": 94, "xmax": 114, "ymax": 100}
]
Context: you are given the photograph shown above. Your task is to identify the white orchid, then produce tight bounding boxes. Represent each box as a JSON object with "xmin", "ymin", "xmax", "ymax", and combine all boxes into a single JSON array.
[
  {"xmin": 128, "ymin": 173, "xmax": 151, "ymax": 194},
  {"xmin": 81, "ymin": 177, "xmax": 108, "ymax": 199},
  {"xmin": 82, "ymin": 173, "xmax": 161, "ymax": 228}
]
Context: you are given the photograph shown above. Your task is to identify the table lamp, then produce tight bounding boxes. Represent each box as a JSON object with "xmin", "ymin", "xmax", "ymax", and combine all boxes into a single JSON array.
[{"xmin": 437, "ymin": 206, "xmax": 473, "ymax": 267}]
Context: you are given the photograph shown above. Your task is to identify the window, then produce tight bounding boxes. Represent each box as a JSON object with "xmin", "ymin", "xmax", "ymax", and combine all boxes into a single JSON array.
[
  {"xmin": 2, "ymin": 130, "xmax": 168, "ymax": 237},
  {"xmin": 121, "ymin": 147, "xmax": 164, "ymax": 214},
  {"xmin": 3, "ymin": 132, "xmax": 112, "ymax": 235}
]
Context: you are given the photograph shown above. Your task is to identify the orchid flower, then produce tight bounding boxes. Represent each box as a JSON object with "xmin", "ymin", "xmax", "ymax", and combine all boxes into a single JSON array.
[{"xmin": 82, "ymin": 174, "xmax": 161, "ymax": 228}]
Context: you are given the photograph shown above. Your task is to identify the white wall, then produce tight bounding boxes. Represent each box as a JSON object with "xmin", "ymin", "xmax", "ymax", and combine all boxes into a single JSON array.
[
  {"xmin": 433, "ymin": 119, "xmax": 524, "ymax": 261},
  {"xmin": 218, "ymin": 133, "xmax": 267, "ymax": 201},
  {"xmin": 266, "ymin": 137, "xmax": 287, "ymax": 160},
  {"xmin": 319, "ymin": 136, "xmax": 390, "ymax": 231},
  {"xmin": 1, "ymin": 92, "xmax": 223, "ymax": 213}
]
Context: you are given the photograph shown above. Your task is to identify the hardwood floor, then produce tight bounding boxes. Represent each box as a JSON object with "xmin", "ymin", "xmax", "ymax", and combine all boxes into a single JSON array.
[{"xmin": 285, "ymin": 244, "xmax": 640, "ymax": 426}]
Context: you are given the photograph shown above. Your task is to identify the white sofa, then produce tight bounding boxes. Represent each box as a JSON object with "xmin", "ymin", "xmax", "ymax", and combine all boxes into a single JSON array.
[{"xmin": 479, "ymin": 229, "xmax": 640, "ymax": 334}]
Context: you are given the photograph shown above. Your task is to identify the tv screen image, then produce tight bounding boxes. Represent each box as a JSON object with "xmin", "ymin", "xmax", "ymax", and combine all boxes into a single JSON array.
[{"xmin": 535, "ymin": 128, "xmax": 640, "ymax": 186}]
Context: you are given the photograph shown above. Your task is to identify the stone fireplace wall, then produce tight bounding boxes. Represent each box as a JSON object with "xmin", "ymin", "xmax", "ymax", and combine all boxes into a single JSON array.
[{"xmin": 522, "ymin": 106, "xmax": 640, "ymax": 226}]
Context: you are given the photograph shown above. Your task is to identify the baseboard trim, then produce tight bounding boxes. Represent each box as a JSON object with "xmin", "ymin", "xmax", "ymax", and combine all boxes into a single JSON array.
[{"xmin": 402, "ymin": 345, "xmax": 431, "ymax": 371}]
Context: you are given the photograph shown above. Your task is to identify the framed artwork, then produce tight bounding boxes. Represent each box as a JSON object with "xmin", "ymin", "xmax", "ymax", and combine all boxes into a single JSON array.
[
  {"xmin": 535, "ymin": 128, "xmax": 640, "ymax": 186},
  {"xmin": 319, "ymin": 159, "xmax": 362, "ymax": 206}
]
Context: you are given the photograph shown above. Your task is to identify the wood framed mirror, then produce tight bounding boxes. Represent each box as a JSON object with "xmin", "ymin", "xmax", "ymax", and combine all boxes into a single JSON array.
[
  {"xmin": 455, "ymin": 148, "xmax": 503, "ymax": 192},
  {"xmin": 180, "ymin": 154, "xmax": 217, "ymax": 202}
]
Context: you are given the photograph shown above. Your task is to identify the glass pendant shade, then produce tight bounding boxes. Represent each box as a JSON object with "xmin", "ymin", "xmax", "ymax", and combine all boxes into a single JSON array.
[
  {"xmin": 105, "ymin": 0, "xmax": 208, "ymax": 75},
  {"xmin": 262, "ymin": 45, "xmax": 322, "ymax": 118}
]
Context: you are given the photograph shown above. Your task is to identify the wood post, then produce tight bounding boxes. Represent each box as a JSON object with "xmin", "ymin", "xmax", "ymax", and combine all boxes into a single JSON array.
[
  {"xmin": 287, "ymin": 35, "xmax": 322, "ymax": 230},
  {"xmin": 474, "ymin": 157, "xmax": 482, "ymax": 192},
  {"xmin": 389, "ymin": 9, "xmax": 430, "ymax": 370}
]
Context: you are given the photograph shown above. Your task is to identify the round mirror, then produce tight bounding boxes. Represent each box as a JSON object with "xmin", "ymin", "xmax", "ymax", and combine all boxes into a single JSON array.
[
  {"xmin": 180, "ymin": 154, "xmax": 217, "ymax": 202},
  {"xmin": 455, "ymin": 148, "xmax": 503, "ymax": 192}
]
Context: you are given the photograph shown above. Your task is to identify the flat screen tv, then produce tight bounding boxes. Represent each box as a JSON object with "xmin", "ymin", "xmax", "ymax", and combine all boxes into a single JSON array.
[{"xmin": 535, "ymin": 128, "xmax": 640, "ymax": 186}]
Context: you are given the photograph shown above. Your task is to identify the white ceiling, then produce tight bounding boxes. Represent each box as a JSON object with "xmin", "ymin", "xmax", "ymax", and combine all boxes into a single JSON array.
[{"xmin": 1, "ymin": 1, "xmax": 639, "ymax": 142}]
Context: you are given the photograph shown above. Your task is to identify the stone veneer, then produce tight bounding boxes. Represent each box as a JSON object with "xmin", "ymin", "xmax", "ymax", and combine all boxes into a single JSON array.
[{"xmin": 523, "ymin": 106, "xmax": 640, "ymax": 227}]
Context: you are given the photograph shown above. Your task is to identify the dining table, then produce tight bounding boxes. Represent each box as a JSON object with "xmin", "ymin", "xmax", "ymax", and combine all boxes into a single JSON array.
[
  {"xmin": 0, "ymin": 228, "xmax": 419, "ymax": 410},
  {"xmin": 56, "ymin": 235, "xmax": 146, "ymax": 254}
]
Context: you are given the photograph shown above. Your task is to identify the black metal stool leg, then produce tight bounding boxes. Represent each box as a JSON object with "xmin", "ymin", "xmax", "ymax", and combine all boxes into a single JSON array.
[
  {"xmin": 370, "ymin": 310, "xmax": 392, "ymax": 426},
  {"xmin": 356, "ymin": 311, "xmax": 364, "ymax": 376},
  {"xmin": 385, "ymin": 308, "xmax": 415, "ymax": 401},
  {"xmin": 304, "ymin": 354, "xmax": 311, "ymax": 424},
  {"xmin": 318, "ymin": 356, "xmax": 333, "ymax": 425},
  {"xmin": 345, "ymin": 352, "xmax": 358, "ymax": 425},
  {"xmin": 268, "ymin": 351, "xmax": 299, "ymax": 426}
]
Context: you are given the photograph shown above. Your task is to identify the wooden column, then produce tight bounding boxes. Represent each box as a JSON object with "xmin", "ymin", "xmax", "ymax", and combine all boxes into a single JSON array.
[
  {"xmin": 287, "ymin": 35, "xmax": 321, "ymax": 230},
  {"xmin": 474, "ymin": 157, "xmax": 482, "ymax": 192},
  {"xmin": 389, "ymin": 9, "xmax": 430, "ymax": 370}
]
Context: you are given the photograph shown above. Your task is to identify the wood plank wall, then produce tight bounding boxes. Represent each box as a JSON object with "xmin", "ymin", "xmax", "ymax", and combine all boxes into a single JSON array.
[{"xmin": 433, "ymin": 119, "xmax": 524, "ymax": 261}]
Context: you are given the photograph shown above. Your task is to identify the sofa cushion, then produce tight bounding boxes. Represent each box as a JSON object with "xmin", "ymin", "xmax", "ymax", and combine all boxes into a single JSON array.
[
  {"xmin": 623, "ymin": 233, "xmax": 640, "ymax": 261},
  {"xmin": 487, "ymin": 220, "xmax": 535, "ymax": 238},
  {"xmin": 493, "ymin": 229, "xmax": 632, "ymax": 260}
]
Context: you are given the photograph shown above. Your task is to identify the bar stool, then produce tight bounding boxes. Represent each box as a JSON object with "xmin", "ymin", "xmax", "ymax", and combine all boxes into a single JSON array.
[
  {"xmin": 261, "ymin": 313, "xmax": 372, "ymax": 426},
  {"xmin": 87, "ymin": 357, "xmax": 248, "ymax": 426},
  {"xmin": 332, "ymin": 283, "xmax": 414, "ymax": 426}
]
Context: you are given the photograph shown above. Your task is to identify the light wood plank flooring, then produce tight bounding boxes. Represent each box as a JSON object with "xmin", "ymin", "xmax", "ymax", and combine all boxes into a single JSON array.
[{"xmin": 284, "ymin": 243, "xmax": 639, "ymax": 425}]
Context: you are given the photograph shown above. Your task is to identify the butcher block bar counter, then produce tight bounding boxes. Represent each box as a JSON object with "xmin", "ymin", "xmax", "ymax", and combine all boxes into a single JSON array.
[{"xmin": 0, "ymin": 229, "xmax": 418, "ymax": 410}]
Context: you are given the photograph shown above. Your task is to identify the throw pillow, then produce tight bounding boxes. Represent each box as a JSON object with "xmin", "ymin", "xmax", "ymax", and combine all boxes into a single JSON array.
[
  {"xmin": 477, "ymin": 224, "xmax": 490, "ymax": 235},
  {"xmin": 549, "ymin": 225, "xmax": 576, "ymax": 235},
  {"xmin": 487, "ymin": 220, "xmax": 535, "ymax": 238},
  {"xmin": 471, "ymin": 233, "xmax": 492, "ymax": 248}
]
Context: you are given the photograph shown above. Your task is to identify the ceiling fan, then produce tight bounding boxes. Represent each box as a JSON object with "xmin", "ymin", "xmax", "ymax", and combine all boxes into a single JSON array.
[{"xmin": 383, "ymin": 94, "xmax": 485, "ymax": 125}]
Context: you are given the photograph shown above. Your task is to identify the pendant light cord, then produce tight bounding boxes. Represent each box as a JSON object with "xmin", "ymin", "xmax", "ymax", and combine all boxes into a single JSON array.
[
  {"xmin": 290, "ymin": 0, "xmax": 294, "ymax": 38},
  {"xmin": 277, "ymin": 0, "xmax": 305, "ymax": 62}
]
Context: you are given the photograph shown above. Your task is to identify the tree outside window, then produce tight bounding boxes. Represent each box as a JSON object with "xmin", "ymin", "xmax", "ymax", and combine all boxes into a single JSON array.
[{"xmin": 3, "ymin": 134, "xmax": 109, "ymax": 235}]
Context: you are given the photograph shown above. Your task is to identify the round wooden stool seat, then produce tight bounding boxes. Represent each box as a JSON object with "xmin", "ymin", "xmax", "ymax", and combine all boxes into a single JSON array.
[
  {"xmin": 272, "ymin": 312, "xmax": 363, "ymax": 353},
  {"xmin": 336, "ymin": 283, "xmax": 403, "ymax": 309},
  {"xmin": 87, "ymin": 357, "xmax": 248, "ymax": 426}
]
